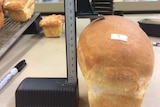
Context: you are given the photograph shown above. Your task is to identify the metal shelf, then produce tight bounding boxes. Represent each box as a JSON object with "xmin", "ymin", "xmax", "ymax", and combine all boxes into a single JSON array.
[{"xmin": 0, "ymin": 13, "xmax": 40, "ymax": 58}]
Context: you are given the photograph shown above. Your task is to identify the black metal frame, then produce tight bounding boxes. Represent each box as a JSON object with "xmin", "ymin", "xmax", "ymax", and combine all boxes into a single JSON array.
[{"xmin": 77, "ymin": 0, "xmax": 114, "ymax": 18}]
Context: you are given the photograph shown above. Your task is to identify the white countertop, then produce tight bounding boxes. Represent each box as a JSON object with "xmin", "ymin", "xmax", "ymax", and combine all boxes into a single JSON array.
[{"xmin": 0, "ymin": 15, "xmax": 160, "ymax": 107}]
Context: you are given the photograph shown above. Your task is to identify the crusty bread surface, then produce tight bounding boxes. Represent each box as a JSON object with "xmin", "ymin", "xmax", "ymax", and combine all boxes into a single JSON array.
[
  {"xmin": 77, "ymin": 15, "xmax": 154, "ymax": 107},
  {"xmin": 0, "ymin": 0, "xmax": 4, "ymax": 29},
  {"xmin": 3, "ymin": 0, "xmax": 35, "ymax": 22},
  {"xmin": 39, "ymin": 14, "xmax": 64, "ymax": 37},
  {"xmin": 39, "ymin": 14, "xmax": 64, "ymax": 27}
]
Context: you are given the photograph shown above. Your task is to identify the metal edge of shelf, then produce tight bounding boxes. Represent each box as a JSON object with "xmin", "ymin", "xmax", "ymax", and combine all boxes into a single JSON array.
[{"xmin": 0, "ymin": 13, "xmax": 40, "ymax": 58}]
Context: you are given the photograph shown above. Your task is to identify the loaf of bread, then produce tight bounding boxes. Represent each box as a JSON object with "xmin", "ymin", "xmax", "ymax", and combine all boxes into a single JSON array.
[
  {"xmin": 78, "ymin": 16, "xmax": 154, "ymax": 107},
  {"xmin": 3, "ymin": 0, "xmax": 35, "ymax": 22},
  {"xmin": 0, "ymin": 0, "xmax": 4, "ymax": 29},
  {"xmin": 39, "ymin": 14, "xmax": 64, "ymax": 38}
]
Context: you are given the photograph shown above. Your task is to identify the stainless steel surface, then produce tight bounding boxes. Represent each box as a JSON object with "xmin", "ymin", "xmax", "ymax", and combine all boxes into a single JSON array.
[
  {"xmin": 0, "ymin": 13, "xmax": 40, "ymax": 58},
  {"xmin": 64, "ymin": 0, "xmax": 77, "ymax": 83}
]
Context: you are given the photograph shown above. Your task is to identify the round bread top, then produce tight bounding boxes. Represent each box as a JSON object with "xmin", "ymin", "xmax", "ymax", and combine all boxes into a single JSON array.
[
  {"xmin": 39, "ymin": 14, "xmax": 64, "ymax": 27},
  {"xmin": 3, "ymin": 0, "xmax": 34, "ymax": 10},
  {"xmin": 78, "ymin": 15, "xmax": 154, "ymax": 80}
]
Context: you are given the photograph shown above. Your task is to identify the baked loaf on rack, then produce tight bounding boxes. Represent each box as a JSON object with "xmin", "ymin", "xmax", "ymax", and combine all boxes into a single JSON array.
[
  {"xmin": 77, "ymin": 15, "xmax": 154, "ymax": 107},
  {"xmin": 39, "ymin": 14, "xmax": 64, "ymax": 38},
  {"xmin": 3, "ymin": 0, "xmax": 35, "ymax": 22},
  {"xmin": 0, "ymin": 0, "xmax": 4, "ymax": 29}
]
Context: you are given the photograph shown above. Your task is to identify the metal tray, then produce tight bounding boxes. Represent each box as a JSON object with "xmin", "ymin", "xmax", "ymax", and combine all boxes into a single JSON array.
[
  {"xmin": 138, "ymin": 18, "xmax": 160, "ymax": 37},
  {"xmin": 0, "ymin": 13, "xmax": 40, "ymax": 58}
]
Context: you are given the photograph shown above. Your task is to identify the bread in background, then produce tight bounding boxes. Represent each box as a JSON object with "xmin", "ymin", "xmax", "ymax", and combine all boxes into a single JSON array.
[
  {"xmin": 39, "ymin": 14, "xmax": 64, "ymax": 38},
  {"xmin": 3, "ymin": 0, "xmax": 35, "ymax": 22},
  {"xmin": 0, "ymin": 0, "xmax": 4, "ymax": 29}
]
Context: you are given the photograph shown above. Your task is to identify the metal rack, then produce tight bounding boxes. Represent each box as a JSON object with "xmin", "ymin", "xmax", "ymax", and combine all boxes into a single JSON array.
[
  {"xmin": 0, "ymin": 13, "xmax": 41, "ymax": 58},
  {"xmin": 77, "ymin": 0, "xmax": 113, "ymax": 18},
  {"xmin": 91, "ymin": 0, "xmax": 114, "ymax": 15}
]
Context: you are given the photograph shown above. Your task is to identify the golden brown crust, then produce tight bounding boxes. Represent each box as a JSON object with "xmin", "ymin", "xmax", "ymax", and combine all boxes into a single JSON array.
[
  {"xmin": 0, "ymin": 0, "xmax": 4, "ymax": 29},
  {"xmin": 0, "ymin": 12, "xmax": 4, "ymax": 28},
  {"xmin": 39, "ymin": 14, "xmax": 64, "ymax": 27},
  {"xmin": 78, "ymin": 15, "xmax": 154, "ymax": 107},
  {"xmin": 2, "ymin": 0, "xmax": 35, "ymax": 22},
  {"xmin": 3, "ymin": 0, "xmax": 34, "ymax": 11},
  {"xmin": 42, "ymin": 24, "xmax": 63, "ymax": 38}
]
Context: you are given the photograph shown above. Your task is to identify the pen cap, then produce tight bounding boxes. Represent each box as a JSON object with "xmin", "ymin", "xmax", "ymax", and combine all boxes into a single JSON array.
[{"xmin": 15, "ymin": 60, "xmax": 26, "ymax": 72}]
